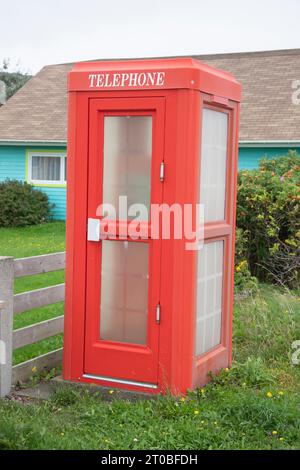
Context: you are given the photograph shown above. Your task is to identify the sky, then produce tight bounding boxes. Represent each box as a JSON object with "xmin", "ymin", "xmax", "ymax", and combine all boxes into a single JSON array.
[{"xmin": 1, "ymin": 0, "xmax": 300, "ymax": 74}]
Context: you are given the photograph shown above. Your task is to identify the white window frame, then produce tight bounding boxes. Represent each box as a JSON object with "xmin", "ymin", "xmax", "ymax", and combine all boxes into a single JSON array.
[{"xmin": 27, "ymin": 151, "xmax": 67, "ymax": 186}]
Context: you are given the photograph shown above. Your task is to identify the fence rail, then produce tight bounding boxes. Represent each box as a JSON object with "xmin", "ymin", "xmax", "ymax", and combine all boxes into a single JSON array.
[
  {"xmin": 14, "ymin": 252, "xmax": 65, "ymax": 278},
  {"xmin": 13, "ymin": 315, "xmax": 64, "ymax": 350},
  {"xmin": 0, "ymin": 252, "xmax": 66, "ymax": 397},
  {"xmin": 13, "ymin": 284, "xmax": 65, "ymax": 314}
]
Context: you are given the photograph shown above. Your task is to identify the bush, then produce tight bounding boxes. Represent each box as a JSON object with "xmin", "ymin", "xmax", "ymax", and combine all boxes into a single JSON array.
[
  {"xmin": 234, "ymin": 228, "xmax": 258, "ymax": 296},
  {"xmin": 236, "ymin": 151, "xmax": 300, "ymax": 288},
  {"xmin": 0, "ymin": 180, "xmax": 53, "ymax": 227}
]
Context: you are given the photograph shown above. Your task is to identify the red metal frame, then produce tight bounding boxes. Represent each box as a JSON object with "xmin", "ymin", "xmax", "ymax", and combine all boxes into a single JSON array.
[{"xmin": 63, "ymin": 59, "xmax": 241, "ymax": 395}]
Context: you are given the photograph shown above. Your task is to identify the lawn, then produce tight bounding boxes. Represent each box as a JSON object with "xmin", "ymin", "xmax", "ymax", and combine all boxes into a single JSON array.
[
  {"xmin": 0, "ymin": 222, "xmax": 66, "ymax": 365},
  {"xmin": 0, "ymin": 222, "xmax": 299, "ymax": 450},
  {"xmin": 0, "ymin": 221, "xmax": 66, "ymax": 258}
]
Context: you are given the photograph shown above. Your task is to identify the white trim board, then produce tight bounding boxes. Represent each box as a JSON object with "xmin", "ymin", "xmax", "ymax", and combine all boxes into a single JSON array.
[
  {"xmin": 239, "ymin": 141, "xmax": 300, "ymax": 148},
  {"xmin": 0, "ymin": 140, "xmax": 67, "ymax": 147}
]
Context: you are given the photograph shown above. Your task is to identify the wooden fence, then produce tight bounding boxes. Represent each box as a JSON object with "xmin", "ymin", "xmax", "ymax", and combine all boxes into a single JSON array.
[{"xmin": 0, "ymin": 252, "xmax": 65, "ymax": 397}]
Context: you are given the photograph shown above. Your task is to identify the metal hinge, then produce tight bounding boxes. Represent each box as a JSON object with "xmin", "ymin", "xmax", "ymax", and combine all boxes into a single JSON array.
[
  {"xmin": 160, "ymin": 162, "xmax": 165, "ymax": 182},
  {"xmin": 156, "ymin": 303, "xmax": 161, "ymax": 324}
]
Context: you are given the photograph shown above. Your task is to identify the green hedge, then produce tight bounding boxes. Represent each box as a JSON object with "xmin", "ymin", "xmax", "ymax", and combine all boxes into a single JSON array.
[
  {"xmin": 236, "ymin": 150, "xmax": 300, "ymax": 289},
  {"xmin": 0, "ymin": 180, "xmax": 53, "ymax": 227}
]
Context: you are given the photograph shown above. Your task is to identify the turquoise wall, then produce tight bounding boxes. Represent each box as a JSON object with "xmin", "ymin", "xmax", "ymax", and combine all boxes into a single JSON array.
[
  {"xmin": 238, "ymin": 147, "xmax": 298, "ymax": 170},
  {"xmin": 0, "ymin": 145, "xmax": 67, "ymax": 220},
  {"xmin": 0, "ymin": 146, "xmax": 26, "ymax": 180},
  {"xmin": 39, "ymin": 187, "xmax": 67, "ymax": 221},
  {"xmin": 0, "ymin": 145, "xmax": 298, "ymax": 221}
]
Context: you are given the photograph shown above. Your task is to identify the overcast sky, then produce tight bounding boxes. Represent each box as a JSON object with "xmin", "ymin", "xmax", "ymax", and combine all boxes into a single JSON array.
[{"xmin": 1, "ymin": 0, "xmax": 300, "ymax": 74}]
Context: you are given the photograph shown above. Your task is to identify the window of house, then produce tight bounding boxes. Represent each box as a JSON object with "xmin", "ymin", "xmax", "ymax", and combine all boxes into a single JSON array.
[{"xmin": 27, "ymin": 152, "xmax": 67, "ymax": 185}]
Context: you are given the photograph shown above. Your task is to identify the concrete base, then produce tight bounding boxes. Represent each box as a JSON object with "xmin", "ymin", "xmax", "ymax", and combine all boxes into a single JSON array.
[
  {"xmin": 52, "ymin": 375, "xmax": 154, "ymax": 401},
  {"xmin": 12, "ymin": 382, "xmax": 54, "ymax": 401},
  {"xmin": 10, "ymin": 375, "xmax": 155, "ymax": 402}
]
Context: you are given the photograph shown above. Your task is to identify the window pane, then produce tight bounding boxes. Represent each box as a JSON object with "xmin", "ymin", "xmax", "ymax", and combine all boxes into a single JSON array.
[
  {"xmin": 200, "ymin": 109, "xmax": 228, "ymax": 222},
  {"xmin": 103, "ymin": 116, "xmax": 152, "ymax": 219},
  {"xmin": 31, "ymin": 156, "xmax": 61, "ymax": 181},
  {"xmin": 100, "ymin": 240, "xmax": 149, "ymax": 345},
  {"xmin": 195, "ymin": 241, "xmax": 224, "ymax": 356},
  {"xmin": 64, "ymin": 158, "xmax": 67, "ymax": 181}
]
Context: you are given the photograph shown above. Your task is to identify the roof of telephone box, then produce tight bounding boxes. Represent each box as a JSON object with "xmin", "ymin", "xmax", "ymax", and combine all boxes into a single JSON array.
[{"xmin": 69, "ymin": 57, "xmax": 241, "ymax": 99}]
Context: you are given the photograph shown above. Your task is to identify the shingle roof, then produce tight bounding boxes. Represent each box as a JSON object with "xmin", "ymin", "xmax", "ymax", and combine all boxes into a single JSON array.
[
  {"xmin": 0, "ymin": 63, "xmax": 72, "ymax": 142},
  {"xmin": 0, "ymin": 49, "xmax": 300, "ymax": 143},
  {"xmin": 199, "ymin": 49, "xmax": 300, "ymax": 142}
]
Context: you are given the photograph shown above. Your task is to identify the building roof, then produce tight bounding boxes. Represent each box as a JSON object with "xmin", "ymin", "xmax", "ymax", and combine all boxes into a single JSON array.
[
  {"xmin": 0, "ymin": 63, "xmax": 72, "ymax": 143},
  {"xmin": 0, "ymin": 48, "xmax": 300, "ymax": 144}
]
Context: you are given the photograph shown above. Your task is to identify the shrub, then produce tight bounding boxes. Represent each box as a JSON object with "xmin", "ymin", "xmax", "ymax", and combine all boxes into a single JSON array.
[
  {"xmin": 236, "ymin": 151, "xmax": 300, "ymax": 288},
  {"xmin": 0, "ymin": 180, "xmax": 53, "ymax": 227},
  {"xmin": 234, "ymin": 228, "xmax": 258, "ymax": 296}
]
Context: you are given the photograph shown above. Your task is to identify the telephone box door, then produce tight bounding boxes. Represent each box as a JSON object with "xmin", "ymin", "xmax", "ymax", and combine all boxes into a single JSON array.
[{"xmin": 84, "ymin": 97, "xmax": 165, "ymax": 387}]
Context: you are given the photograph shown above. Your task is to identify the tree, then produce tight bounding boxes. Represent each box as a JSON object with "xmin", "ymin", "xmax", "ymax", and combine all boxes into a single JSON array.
[{"xmin": 0, "ymin": 58, "xmax": 32, "ymax": 102}]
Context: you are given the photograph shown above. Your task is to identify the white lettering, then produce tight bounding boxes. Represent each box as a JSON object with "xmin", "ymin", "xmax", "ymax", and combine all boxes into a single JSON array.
[
  {"xmin": 112, "ymin": 73, "xmax": 121, "ymax": 87},
  {"xmin": 147, "ymin": 72, "xmax": 155, "ymax": 86},
  {"xmin": 128, "ymin": 72, "xmax": 138, "ymax": 87},
  {"xmin": 88, "ymin": 71, "xmax": 166, "ymax": 88},
  {"xmin": 121, "ymin": 73, "xmax": 129, "ymax": 86},
  {"xmin": 137, "ymin": 73, "xmax": 146, "ymax": 86},
  {"xmin": 104, "ymin": 73, "xmax": 112, "ymax": 87},
  {"xmin": 96, "ymin": 74, "xmax": 105, "ymax": 87},
  {"xmin": 88, "ymin": 74, "xmax": 97, "ymax": 87},
  {"xmin": 156, "ymin": 71, "xmax": 165, "ymax": 86},
  {"xmin": 100, "ymin": 455, "xmax": 136, "ymax": 467}
]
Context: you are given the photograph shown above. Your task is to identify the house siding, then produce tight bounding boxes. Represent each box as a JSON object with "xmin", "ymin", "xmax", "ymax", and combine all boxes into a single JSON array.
[
  {"xmin": 0, "ymin": 145, "xmax": 67, "ymax": 220},
  {"xmin": 0, "ymin": 144, "xmax": 298, "ymax": 221},
  {"xmin": 238, "ymin": 146, "xmax": 299, "ymax": 170},
  {"xmin": 37, "ymin": 186, "xmax": 67, "ymax": 221},
  {"xmin": 0, "ymin": 146, "xmax": 26, "ymax": 181}
]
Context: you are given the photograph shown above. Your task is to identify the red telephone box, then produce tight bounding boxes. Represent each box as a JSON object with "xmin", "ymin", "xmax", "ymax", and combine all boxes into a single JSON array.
[{"xmin": 63, "ymin": 58, "xmax": 241, "ymax": 395}]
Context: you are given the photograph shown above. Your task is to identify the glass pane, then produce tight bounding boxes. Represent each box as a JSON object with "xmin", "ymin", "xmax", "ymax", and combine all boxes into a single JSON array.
[
  {"xmin": 195, "ymin": 241, "xmax": 224, "ymax": 356},
  {"xmin": 31, "ymin": 156, "xmax": 61, "ymax": 181},
  {"xmin": 64, "ymin": 158, "xmax": 67, "ymax": 181},
  {"xmin": 200, "ymin": 109, "xmax": 228, "ymax": 222},
  {"xmin": 100, "ymin": 240, "xmax": 149, "ymax": 345},
  {"xmin": 103, "ymin": 115, "xmax": 152, "ymax": 219}
]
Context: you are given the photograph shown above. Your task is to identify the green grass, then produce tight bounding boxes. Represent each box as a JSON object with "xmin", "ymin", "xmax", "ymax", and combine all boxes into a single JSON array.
[
  {"xmin": 13, "ymin": 302, "xmax": 65, "ymax": 329},
  {"xmin": 14, "ymin": 271, "xmax": 65, "ymax": 295},
  {"xmin": 0, "ymin": 222, "xmax": 66, "ymax": 365},
  {"xmin": 0, "ymin": 283, "xmax": 299, "ymax": 450},
  {"xmin": 233, "ymin": 285, "xmax": 300, "ymax": 373},
  {"xmin": 0, "ymin": 379, "xmax": 299, "ymax": 450},
  {"xmin": 0, "ymin": 221, "xmax": 66, "ymax": 258},
  {"xmin": 13, "ymin": 334, "xmax": 63, "ymax": 366},
  {"xmin": 0, "ymin": 222, "xmax": 299, "ymax": 449}
]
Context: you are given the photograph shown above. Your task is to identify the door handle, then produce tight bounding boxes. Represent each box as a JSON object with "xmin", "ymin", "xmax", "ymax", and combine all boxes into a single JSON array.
[
  {"xmin": 87, "ymin": 218, "xmax": 100, "ymax": 241},
  {"xmin": 156, "ymin": 303, "xmax": 161, "ymax": 324}
]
